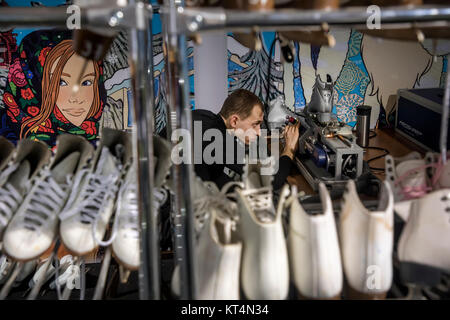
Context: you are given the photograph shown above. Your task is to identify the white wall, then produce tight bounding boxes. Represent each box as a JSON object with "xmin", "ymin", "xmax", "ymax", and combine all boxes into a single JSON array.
[{"xmin": 194, "ymin": 32, "xmax": 228, "ymax": 114}]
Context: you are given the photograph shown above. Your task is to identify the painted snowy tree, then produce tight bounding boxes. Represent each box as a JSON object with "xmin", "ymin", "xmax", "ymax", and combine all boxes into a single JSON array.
[
  {"xmin": 100, "ymin": 30, "xmax": 167, "ymax": 134},
  {"xmin": 228, "ymin": 35, "xmax": 283, "ymax": 105}
]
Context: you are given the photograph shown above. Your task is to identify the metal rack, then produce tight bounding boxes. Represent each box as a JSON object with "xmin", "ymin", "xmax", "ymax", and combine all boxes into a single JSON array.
[{"xmin": 0, "ymin": 1, "xmax": 449, "ymax": 300}]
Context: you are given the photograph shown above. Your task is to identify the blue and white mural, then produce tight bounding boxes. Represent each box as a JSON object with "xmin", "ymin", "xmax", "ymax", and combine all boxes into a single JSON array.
[{"xmin": 225, "ymin": 29, "xmax": 449, "ymax": 128}]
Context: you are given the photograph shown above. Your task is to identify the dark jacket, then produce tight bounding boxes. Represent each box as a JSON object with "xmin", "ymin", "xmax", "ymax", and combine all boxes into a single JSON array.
[{"xmin": 192, "ymin": 109, "xmax": 292, "ymax": 190}]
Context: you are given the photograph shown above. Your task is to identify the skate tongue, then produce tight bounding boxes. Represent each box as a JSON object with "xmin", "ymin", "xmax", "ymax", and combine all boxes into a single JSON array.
[
  {"xmin": 51, "ymin": 152, "xmax": 81, "ymax": 184},
  {"xmin": 114, "ymin": 144, "xmax": 125, "ymax": 164},
  {"xmin": 213, "ymin": 214, "xmax": 238, "ymax": 245},
  {"xmin": 96, "ymin": 146, "xmax": 120, "ymax": 177},
  {"xmin": 247, "ymin": 171, "xmax": 262, "ymax": 189},
  {"xmin": 437, "ymin": 163, "xmax": 450, "ymax": 188},
  {"xmin": 8, "ymin": 160, "xmax": 31, "ymax": 193},
  {"xmin": 396, "ymin": 159, "xmax": 427, "ymax": 189}
]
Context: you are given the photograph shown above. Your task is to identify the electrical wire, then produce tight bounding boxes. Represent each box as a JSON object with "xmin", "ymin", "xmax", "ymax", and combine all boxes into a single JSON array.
[
  {"xmin": 265, "ymin": 34, "xmax": 281, "ymax": 106},
  {"xmin": 263, "ymin": 34, "xmax": 281, "ymax": 130},
  {"xmin": 365, "ymin": 130, "xmax": 390, "ymax": 172},
  {"xmin": 366, "ymin": 146, "xmax": 390, "ymax": 172}
]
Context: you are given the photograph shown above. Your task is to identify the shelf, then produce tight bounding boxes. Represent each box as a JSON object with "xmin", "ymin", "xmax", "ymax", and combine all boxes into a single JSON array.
[
  {"xmin": 175, "ymin": 6, "xmax": 450, "ymax": 34},
  {"xmin": 1, "ymin": 5, "xmax": 448, "ymax": 35}
]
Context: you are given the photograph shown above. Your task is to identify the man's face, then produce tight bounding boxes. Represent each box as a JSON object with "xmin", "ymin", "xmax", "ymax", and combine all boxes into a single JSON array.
[{"xmin": 231, "ymin": 105, "xmax": 264, "ymax": 144}]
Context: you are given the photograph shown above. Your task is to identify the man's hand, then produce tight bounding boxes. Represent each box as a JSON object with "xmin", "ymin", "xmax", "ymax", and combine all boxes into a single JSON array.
[{"xmin": 281, "ymin": 122, "xmax": 300, "ymax": 160}]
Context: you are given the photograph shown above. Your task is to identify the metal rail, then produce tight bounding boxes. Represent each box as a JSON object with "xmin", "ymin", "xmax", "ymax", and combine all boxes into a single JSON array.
[
  {"xmin": 128, "ymin": 1, "xmax": 160, "ymax": 300},
  {"xmin": 163, "ymin": 0, "xmax": 198, "ymax": 300},
  {"xmin": 0, "ymin": 3, "xmax": 159, "ymax": 29},
  {"xmin": 175, "ymin": 6, "xmax": 450, "ymax": 33},
  {"xmin": 1, "ymin": 5, "xmax": 449, "ymax": 31},
  {"xmin": 440, "ymin": 69, "xmax": 450, "ymax": 164}
]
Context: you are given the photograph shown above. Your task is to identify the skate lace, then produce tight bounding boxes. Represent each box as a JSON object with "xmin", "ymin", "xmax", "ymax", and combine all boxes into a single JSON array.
[
  {"xmin": 59, "ymin": 168, "xmax": 120, "ymax": 246},
  {"xmin": 49, "ymin": 255, "xmax": 77, "ymax": 290},
  {"xmin": 0, "ymin": 183, "xmax": 23, "ymax": 227},
  {"xmin": 439, "ymin": 191, "xmax": 450, "ymax": 224},
  {"xmin": 193, "ymin": 181, "xmax": 242, "ymax": 234},
  {"xmin": 29, "ymin": 257, "xmax": 54, "ymax": 289},
  {"xmin": 282, "ymin": 189, "xmax": 307, "ymax": 209},
  {"xmin": 24, "ymin": 170, "xmax": 71, "ymax": 232},
  {"xmin": 108, "ymin": 183, "xmax": 168, "ymax": 243},
  {"xmin": 0, "ymin": 163, "xmax": 23, "ymax": 226},
  {"xmin": 0, "ymin": 162, "xmax": 19, "ymax": 186},
  {"xmin": 242, "ymin": 187, "xmax": 275, "ymax": 222},
  {"xmin": 0, "ymin": 255, "xmax": 12, "ymax": 280}
]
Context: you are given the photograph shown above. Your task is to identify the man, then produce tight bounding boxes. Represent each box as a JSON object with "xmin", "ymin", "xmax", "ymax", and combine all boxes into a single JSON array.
[{"xmin": 193, "ymin": 89, "xmax": 300, "ymax": 190}]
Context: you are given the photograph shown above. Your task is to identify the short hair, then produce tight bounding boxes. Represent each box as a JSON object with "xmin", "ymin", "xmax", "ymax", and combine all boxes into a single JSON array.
[{"xmin": 219, "ymin": 89, "xmax": 264, "ymax": 120}]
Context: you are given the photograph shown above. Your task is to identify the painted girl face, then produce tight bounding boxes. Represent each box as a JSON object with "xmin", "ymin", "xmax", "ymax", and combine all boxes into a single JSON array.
[{"xmin": 55, "ymin": 53, "xmax": 95, "ymax": 127}]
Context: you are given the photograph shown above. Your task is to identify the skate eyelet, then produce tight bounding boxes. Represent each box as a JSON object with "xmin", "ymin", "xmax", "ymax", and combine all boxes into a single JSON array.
[
  {"xmin": 441, "ymin": 196, "xmax": 447, "ymax": 201},
  {"xmin": 446, "ymin": 207, "xmax": 450, "ymax": 212}
]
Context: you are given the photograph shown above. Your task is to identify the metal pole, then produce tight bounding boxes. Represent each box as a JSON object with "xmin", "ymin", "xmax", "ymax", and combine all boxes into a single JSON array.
[
  {"xmin": 0, "ymin": 6, "xmax": 449, "ymax": 31},
  {"xmin": 177, "ymin": 6, "xmax": 450, "ymax": 33},
  {"xmin": 128, "ymin": 1, "xmax": 160, "ymax": 300},
  {"xmin": 0, "ymin": 4, "xmax": 157, "ymax": 29},
  {"xmin": 0, "ymin": 6, "xmax": 69, "ymax": 28},
  {"xmin": 162, "ymin": 0, "xmax": 197, "ymax": 300},
  {"xmin": 440, "ymin": 70, "xmax": 450, "ymax": 164}
]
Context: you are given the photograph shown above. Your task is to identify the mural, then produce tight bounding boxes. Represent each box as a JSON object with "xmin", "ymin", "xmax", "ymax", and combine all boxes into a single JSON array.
[
  {"xmin": 228, "ymin": 32, "xmax": 284, "ymax": 104},
  {"xmin": 226, "ymin": 30, "xmax": 450, "ymax": 128},
  {"xmin": 0, "ymin": 0, "xmax": 168, "ymax": 148},
  {"xmin": 0, "ymin": 30, "xmax": 17, "ymax": 111},
  {"xmin": 333, "ymin": 30, "xmax": 369, "ymax": 126}
]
